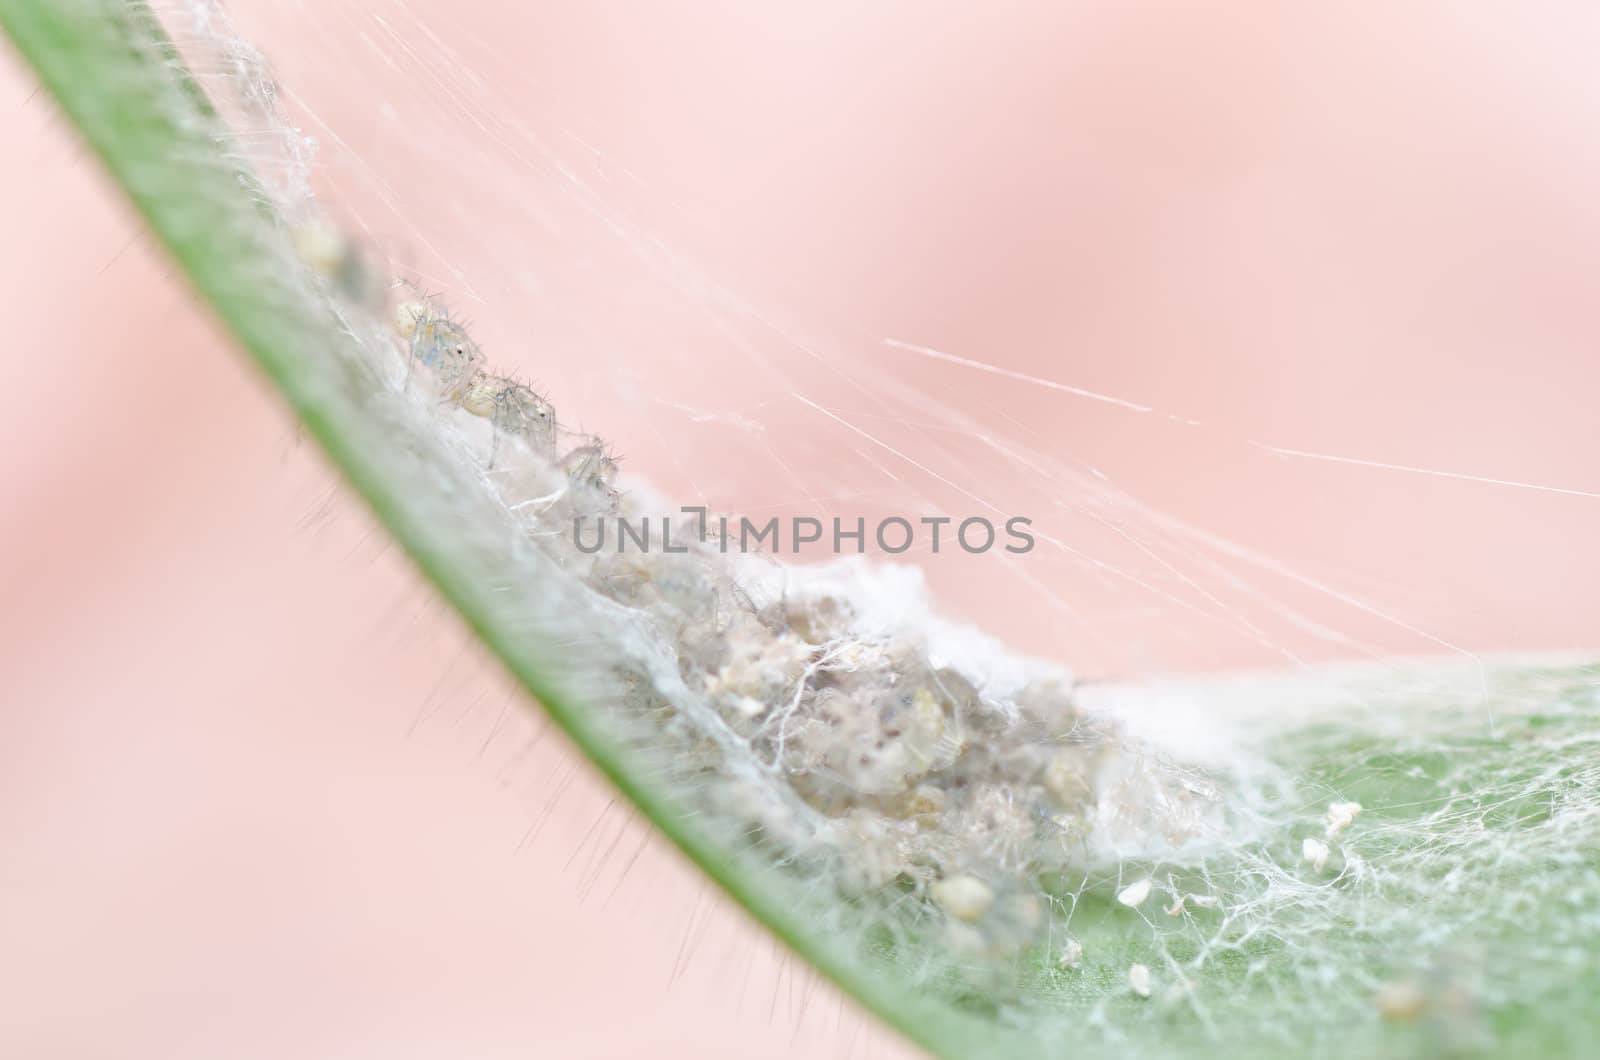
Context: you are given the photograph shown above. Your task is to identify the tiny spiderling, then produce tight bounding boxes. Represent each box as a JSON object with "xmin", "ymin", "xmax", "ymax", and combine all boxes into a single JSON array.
[
  {"xmin": 561, "ymin": 439, "xmax": 621, "ymax": 495},
  {"xmin": 459, "ymin": 374, "xmax": 559, "ymax": 466},
  {"xmin": 290, "ymin": 218, "xmax": 383, "ymax": 305},
  {"xmin": 404, "ymin": 304, "xmax": 484, "ymax": 402}
]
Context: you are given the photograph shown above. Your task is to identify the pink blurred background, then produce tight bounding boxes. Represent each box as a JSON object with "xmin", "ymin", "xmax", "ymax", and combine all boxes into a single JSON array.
[{"xmin": 3, "ymin": 2, "xmax": 1598, "ymax": 1056}]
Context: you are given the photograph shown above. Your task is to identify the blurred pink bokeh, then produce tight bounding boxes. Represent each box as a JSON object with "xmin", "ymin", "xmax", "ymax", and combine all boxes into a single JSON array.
[{"xmin": 3, "ymin": 3, "xmax": 1598, "ymax": 1057}]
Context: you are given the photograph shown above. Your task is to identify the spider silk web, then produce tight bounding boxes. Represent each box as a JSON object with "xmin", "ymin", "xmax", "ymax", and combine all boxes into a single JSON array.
[{"xmin": 147, "ymin": 2, "xmax": 1600, "ymax": 1057}]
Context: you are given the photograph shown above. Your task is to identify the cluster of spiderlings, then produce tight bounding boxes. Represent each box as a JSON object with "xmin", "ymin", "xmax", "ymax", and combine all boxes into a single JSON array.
[
  {"xmin": 285, "ymin": 216, "xmax": 1600, "ymax": 1058},
  {"xmin": 306, "ymin": 259, "xmax": 1235, "ymax": 974},
  {"xmin": 282, "ymin": 186, "xmax": 1516, "ymax": 1042},
  {"xmin": 277, "ymin": 215, "xmax": 1243, "ymax": 982},
  {"xmin": 197, "ymin": 20, "xmax": 1259, "ymax": 1022}
]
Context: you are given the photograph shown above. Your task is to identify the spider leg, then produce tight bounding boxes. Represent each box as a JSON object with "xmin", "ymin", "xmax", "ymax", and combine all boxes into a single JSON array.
[{"xmin": 404, "ymin": 327, "xmax": 422, "ymax": 392}]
